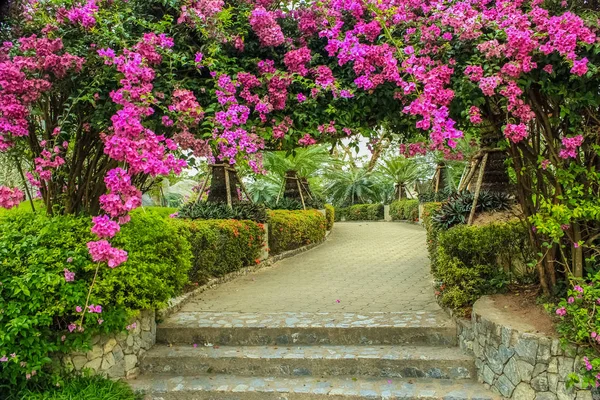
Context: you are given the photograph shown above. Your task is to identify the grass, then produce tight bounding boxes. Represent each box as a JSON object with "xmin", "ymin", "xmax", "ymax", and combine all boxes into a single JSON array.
[{"xmin": 12, "ymin": 376, "xmax": 140, "ymax": 400}]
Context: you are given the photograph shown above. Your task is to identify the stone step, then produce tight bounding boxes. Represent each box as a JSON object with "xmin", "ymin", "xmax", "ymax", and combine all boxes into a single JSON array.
[
  {"xmin": 156, "ymin": 312, "xmax": 457, "ymax": 347},
  {"xmin": 140, "ymin": 344, "xmax": 475, "ymax": 380},
  {"xmin": 130, "ymin": 374, "xmax": 500, "ymax": 399}
]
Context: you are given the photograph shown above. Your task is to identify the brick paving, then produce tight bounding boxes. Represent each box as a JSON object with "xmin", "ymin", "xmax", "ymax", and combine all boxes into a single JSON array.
[{"xmin": 181, "ymin": 222, "xmax": 439, "ymax": 313}]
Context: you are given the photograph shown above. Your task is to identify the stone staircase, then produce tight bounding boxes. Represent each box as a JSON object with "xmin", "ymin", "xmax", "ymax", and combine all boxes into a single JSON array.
[{"xmin": 130, "ymin": 311, "xmax": 500, "ymax": 399}]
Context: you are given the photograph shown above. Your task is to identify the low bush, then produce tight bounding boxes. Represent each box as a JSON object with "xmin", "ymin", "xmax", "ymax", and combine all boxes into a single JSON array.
[
  {"xmin": 344, "ymin": 204, "xmax": 384, "ymax": 221},
  {"xmin": 178, "ymin": 201, "xmax": 268, "ymax": 222},
  {"xmin": 173, "ymin": 219, "xmax": 264, "ymax": 284},
  {"xmin": 390, "ymin": 199, "xmax": 419, "ymax": 221},
  {"xmin": 422, "ymin": 202, "xmax": 443, "ymax": 270},
  {"xmin": 10, "ymin": 375, "xmax": 137, "ymax": 400},
  {"xmin": 418, "ymin": 188, "xmax": 455, "ymax": 204},
  {"xmin": 431, "ymin": 191, "xmax": 513, "ymax": 230},
  {"xmin": 268, "ymin": 210, "xmax": 327, "ymax": 255},
  {"xmin": 555, "ymin": 277, "xmax": 600, "ymax": 389},
  {"xmin": 0, "ymin": 209, "xmax": 191, "ymax": 389},
  {"xmin": 434, "ymin": 222, "xmax": 533, "ymax": 313},
  {"xmin": 264, "ymin": 197, "xmax": 325, "ymax": 211},
  {"xmin": 325, "ymin": 204, "xmax": 335, "ymax": 231}
]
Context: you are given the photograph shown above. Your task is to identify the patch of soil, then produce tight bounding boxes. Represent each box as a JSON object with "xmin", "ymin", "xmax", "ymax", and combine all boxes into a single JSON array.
[
  {"xmin": 472, "ymin": 204, "xmax": 524, "ymax": 226},
  {"xmin": 488, "ymin": 286, "xmax": 558, "ymax": 337}
]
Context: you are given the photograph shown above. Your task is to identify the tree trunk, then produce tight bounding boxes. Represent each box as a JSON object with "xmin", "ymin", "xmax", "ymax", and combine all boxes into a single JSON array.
[
  {"xmin": 474, "ymin": 122, "xmax": 512, "ymax": 194},
  {"xmin": 207, "ymin": 164, "xmax": 240, "ymax": 204}
]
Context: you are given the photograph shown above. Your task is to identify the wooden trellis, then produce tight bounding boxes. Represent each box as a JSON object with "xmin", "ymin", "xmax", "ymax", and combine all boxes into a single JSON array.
[
  {"xmin": 275, "ymin": 170, "xmax": 313, "ymax": 210},
  {"xmin": 195, "ymin": 164, "xmax": 253, "ymax": 208}
]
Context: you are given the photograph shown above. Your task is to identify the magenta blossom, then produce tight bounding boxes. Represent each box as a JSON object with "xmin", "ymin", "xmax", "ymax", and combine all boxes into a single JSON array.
[
  {"xmin": 556, "ymin": 307, "xmax": 567, "ymax": 316},
  {"xmin": 91, "ymin": 215, "xmax": 120, "ymax": 239},
  {"xmin": 64, "ymin": 268, "xmax": 75, "ymax": 282},
  {"xmin": 87, "ymin": 240, "xmax": 128, "ymax": 268}
]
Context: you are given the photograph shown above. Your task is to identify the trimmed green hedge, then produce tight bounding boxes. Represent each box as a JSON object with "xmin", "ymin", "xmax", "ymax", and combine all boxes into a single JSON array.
[
  {"xmin": 0, "ymin": 208, "xmax": 191, "ymax": 388},
  {"xmin": 422, "ymin": 204, "xmax": 533, "ymax": 314},
  {"xmin": 173, "ymin": 219, "xmax": 264, "ymax": 284},
  {"xmin": 336, "ymin": 204, "xmax": 384, "ymax": 221},
  {"xmin": 325, "ymin": 204, "xmax": 335, "ymax": 231},
  {"xmin": 268, "ymin": 210, "xmax": 327, "ymax": 255},
  {"xmin": 390, "ymin": 199, "xmax": 419, "ymax": 221}
]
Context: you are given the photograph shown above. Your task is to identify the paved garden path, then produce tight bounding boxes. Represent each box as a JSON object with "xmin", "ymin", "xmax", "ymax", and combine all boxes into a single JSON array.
[{"xmin": 180, "ymin": 222, "xmax": 439, "ymax": 313}]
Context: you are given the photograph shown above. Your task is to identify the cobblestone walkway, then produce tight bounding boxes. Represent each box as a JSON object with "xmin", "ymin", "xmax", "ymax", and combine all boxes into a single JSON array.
[{"xmin": 181, "ymin": 222, "xmax": 439, "ymax": 313}]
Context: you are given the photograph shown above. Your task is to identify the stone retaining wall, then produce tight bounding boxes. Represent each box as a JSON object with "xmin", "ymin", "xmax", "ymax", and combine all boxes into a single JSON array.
[
  {"xmin": 457, "ymin": 296, "xmax": 591, "ymax": 400},
  {"xmin": 61, "ymin": 310, "xmax": 155, "ymax": 379}
]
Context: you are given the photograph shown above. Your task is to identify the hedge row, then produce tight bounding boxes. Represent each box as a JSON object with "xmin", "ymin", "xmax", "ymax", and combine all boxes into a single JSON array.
[
  {"xmin": 267, "ymin": 210, "xmax": 327, "ymax": 255},
  {"xmin": 422, "ymin": 202, "xmax": 533, "ymax": 314},
  {"xmin": 173, "ymin": 219, "xmax": 264, "ymax": 285},
  {"xmin": 0, "ymin": 206, "xmax": 326, "ymax": 388},
  {"xmin": 389, "ymin": 199, "xmax": 419, "ymax": 221},
  {"xmin": 325, "ymin": 204, "xmax": 335, "ymax": 231},
  {"xmin": 335, "ymin": 204, "xmax": 384, "ymax": 221}
]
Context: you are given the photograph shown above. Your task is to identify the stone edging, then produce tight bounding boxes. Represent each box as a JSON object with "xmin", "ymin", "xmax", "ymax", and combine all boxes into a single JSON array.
[
  {"xmin": 454, "ymin": 296, "xmax": 592, "ymax": 400},
  {"xmin": 157, "ymin": 231, "xmax": 331, "ymax": 320}
]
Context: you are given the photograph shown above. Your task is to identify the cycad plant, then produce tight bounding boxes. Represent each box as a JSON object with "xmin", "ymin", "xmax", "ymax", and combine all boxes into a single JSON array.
[
  {"xmin": 324, "ymin": 167, "xmax": 379, "ymax": 206},
  {"xmin": 378, "ymin": 156, "xmax": 421, "ymax": 200}
]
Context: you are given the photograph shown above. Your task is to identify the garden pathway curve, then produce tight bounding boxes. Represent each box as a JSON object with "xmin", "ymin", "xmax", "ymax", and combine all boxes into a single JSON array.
[{"xmin": 181, "ymin": 221, "xmax": 439, "ymax": 313}]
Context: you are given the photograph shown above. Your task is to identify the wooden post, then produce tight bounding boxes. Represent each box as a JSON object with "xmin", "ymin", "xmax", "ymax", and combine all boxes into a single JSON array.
[
  {"xmin": 467, "ymin": 152, "xmax": 488, "ymax": 225},
  {"xmin": 194, "ymin": 165, "xmax": 211, "ymax": 204},
  {"xmin": 224, "ymin": 167, "xmax": 232, "ymax": 208},
  {"xmin": 296, "ymin": 177, "xmax": 306, "ymax": 210},
  {"xmin": 461, "ymin": 158, "xmax": 479, "ymax": 192},
  {"xmin": 434, "ymin": 166, "xmax": 441, "ymax": 193},
  {"xmin": 238, "ymin": 176, "xmax": 253, "ymax": 203}
]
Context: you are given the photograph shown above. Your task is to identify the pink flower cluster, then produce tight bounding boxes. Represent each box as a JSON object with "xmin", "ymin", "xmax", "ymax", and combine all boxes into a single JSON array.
[
  {"xmin": 178, "ymin": 0, "xmax": 224, "ymax": 25},
  {"xmin": 87, "ymin": 240, "xmax": 128, "ymax": 268},
  {"xmin": 64, "ymin": 268, "xmax": 75, "ymax": 282},
  {"xmin": 283, "ymin": 47, "xmax": 312, "ymax": 76},
  {"xmin": 249, "ymin": 8, "xmax": 285, "ymax": 47},
  {"xmin": 469, "ymin": 106, "xmax": 482, "ymax": 124},
  {"xmin": 0, "ymin": 36, "xmax": 82, "ymax": 151},
  {"xmin": 0, "ymin": 186, "xmax": 24, "ymax": 209},
  {"xmin": 66, "ymin": 0, "xmax": 98, "ymax": 29},
  {"xmin": 559, "ymin": 135, "xmax": 583, "ymax": 159},
  {"xmin": 504, "ymin": 123, "xmax": 528, "ymax": 143},
  {"xmin": 298, "ymin": 134, "xmax": 317, "ymax": 146},
  {"xmin": 91, "ymin": 215, "xmax": 120, "ymax": 239}
]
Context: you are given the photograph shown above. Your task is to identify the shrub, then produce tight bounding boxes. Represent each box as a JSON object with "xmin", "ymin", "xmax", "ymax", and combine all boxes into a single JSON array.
[
  {"xmin": 418, "ymin": 188, "xmax": 455, "ymax": 204},
  {"xmin": 172, "ymin": 219, "xmax": 264, "ymax": 284},
  {"xmin": 334, "ymin": 207, "xmax": 347, "ymax": 222},
  {"xmin": 325, "ymin": 204, "xmax": 335, "ymax": 231},
  {"xmin": 10, "ymin": 375, "xmax": 137, "ymax": 400},
  {"xmin": 422, "ymin": 202, "xmax": 443, "ymax": 270},
  {"xmin": 0, "ymin": 209, "xmax": 190, "ymax": 389},
  {"xmin": 178, "ymin": 201, "xmax": 268, "ymax": 222},
  {"xmin": 264, "ymin": 197, "xmax": 324, "ymax": 211},
  {"xmin": 390, "ymin": 199, "xmax": 419, "ymax": 221},
  {"xmin": 555, "ymin": 277, "xmax": 600, "ymax": 389},
  {"xmin": 434, "ymin": 222, "xmax": 532, "ymax": 313},
  {"xmin": 344, "ymin": 204, "xmax": 384, "ymax": 221},
  {"xmin": 268, "ymin": 210, "xmax": 327, "ymax": 255},
  {"xmin": 431, "ymin": 191, "xmax": 513, "ymax": 230}
]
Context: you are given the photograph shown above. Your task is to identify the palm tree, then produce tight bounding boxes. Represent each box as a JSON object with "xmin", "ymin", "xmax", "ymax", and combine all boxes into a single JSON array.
[
  {"xmin": 245, "ymin": 174, "xmax": 282, "ymax": 203},
  {"xmin": 324, "ymin": 167, "xmax": 379, "ymax": 206},
  {"xmin": 264, "ymin": 145, "xmax": 333, "ymax": 179},
  {"xmin": 377, "ymin": 156, "xmax": 421, "ymax": 200}
]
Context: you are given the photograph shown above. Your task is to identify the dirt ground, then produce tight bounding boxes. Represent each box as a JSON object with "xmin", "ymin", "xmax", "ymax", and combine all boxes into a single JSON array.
[{"xmin": 488, "ymin": 288, "xmax": 558, "ymax": 337}]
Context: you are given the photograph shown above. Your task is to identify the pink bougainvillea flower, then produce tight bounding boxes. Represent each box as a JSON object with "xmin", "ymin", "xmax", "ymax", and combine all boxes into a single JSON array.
[
  {"xmin": 68, "ymin": 324, "xmax": 77, "ymax": 333},
  {"xmin": 91, "ymin": 215, "xmax": 120, "ymax": 239},
  {"xmin": 556, "ymin": 307, "xmax": 567, "ymax": 316},
  {"xmin": 75, "ymin": 306, "xmax": 82, "ymax": 313},
  {"xmin": 336, "ymin": 299, "xmax": 341, "ymax": 303},
  {"xmin": 87, "ymin": 240, "xmax": 128, "ymax": 268},
  {"xmin": 88, "ymin": 304, "xmax": 102, "ymax": 313},
  {"xmin": 64, "ymin": 268, "xmax": 75, "ymax": 282},
  {"xmin": 574, "ymin": 285, "xmax": 584, "ymax": 293},
  {"xmin": 98, "ymin": 319, "xmax": 103, "ymax": 325},
  {"xmin": 0, "ymin": 356, "xmax": 7, "ymax": 362},
  {"xmin": 0, "ymin": 186, "xmax": 24, "ymax": 209},
  {"xmin": 567, "ymin": 297, "xmax": 575, "ymax": 304}
]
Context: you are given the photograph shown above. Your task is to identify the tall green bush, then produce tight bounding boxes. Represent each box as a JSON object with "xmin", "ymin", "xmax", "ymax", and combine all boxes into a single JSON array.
[
  {"xmin": 325, "ymin": 204, "xmax": 335, "ymax": 231},
  {"xmin": 422, "ymin": 202, "xmax": 443, "ymax": 270},
  {"xmin": 268, "ymin": 210, "xmax": 327, "ymax": 255},
  {"xmin": 343, "ymin": 204, "xmax": 384, "ymax": 221},
  {"xmin": 0, "ymin": 209, "xmax": 190, "ymax": 389},
  {"xmin": 173, "ymin": 219, "xmax": 264, "ymax": 284},
  {"xmin": 390, "ymin": 199, "xmax": 419, "ymax": 221},
  {"xmin": 434, "ymin": 222, "xmax": 533, "ymax": 313}
]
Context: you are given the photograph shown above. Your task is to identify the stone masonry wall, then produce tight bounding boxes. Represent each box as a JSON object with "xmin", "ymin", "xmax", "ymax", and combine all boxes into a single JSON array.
[
  {"xmin": 457, "ymin": 297, "xmax": 591, "ymax": 400},
  {"xmin": 60, "ymin": 309, "xmax": 155, "ymax": 379}
]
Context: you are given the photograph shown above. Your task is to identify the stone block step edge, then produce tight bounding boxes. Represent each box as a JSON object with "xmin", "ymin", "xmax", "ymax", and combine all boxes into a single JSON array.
[
  {"xmin": 139, "ymin": 344, "xmax": 476, "ymax": 380},
  {"xmin": 128, "ymin": 374, "xmax": 501, "ymax": 400}
]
